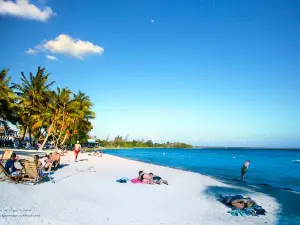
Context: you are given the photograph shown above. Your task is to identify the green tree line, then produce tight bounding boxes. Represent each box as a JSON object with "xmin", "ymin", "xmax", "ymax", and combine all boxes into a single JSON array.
[
  {"xmin": 0, "ymin": 67, "xmax": 95, "ymax": 150},
  {"xmin": 96, "ymin": 135, "xmax": 192, "ymax": 148}
]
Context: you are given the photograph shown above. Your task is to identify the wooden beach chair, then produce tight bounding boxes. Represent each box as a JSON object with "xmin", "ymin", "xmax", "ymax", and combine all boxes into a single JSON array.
[
  {"xmin": 0, "ymin": 163, "xmax": 22, "ymax": 183},
  {"xmin": 0, "ymin": 150, "xmax": 13, "ymax": 164},
  {"xmin": 22, "ymin": 160, "xmax": 55, "ymax": 185}
]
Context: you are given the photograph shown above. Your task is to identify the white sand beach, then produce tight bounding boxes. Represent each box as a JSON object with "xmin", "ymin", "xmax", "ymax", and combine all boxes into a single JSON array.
[{"xmin": 0, "ymin": 151, "xmax": 279, "ymax": 225}]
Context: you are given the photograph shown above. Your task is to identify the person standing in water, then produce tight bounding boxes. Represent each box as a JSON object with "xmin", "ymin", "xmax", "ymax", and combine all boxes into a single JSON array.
[
  {"xmin": 74, "ymin": 141, "xmax": 81, "ymax": 162},
  {"xmin": 241, "ymin": 160, "xmax": 250, "ymax": 181}
]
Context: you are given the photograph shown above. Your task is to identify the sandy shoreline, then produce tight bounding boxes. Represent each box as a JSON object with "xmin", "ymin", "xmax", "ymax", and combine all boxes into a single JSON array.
[{"xmin": 0, "ymin": 150, "xmax": 281, "ymax": 225}]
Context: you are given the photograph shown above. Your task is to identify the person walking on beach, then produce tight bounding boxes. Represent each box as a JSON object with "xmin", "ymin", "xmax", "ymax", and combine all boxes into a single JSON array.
[
  {"xmin": 241, "ymin": 160, "xmax": 250, "ymax": 181},
  {"xmin": 74, "ymin": 141, "xmax": 81, "ymax": 162}
]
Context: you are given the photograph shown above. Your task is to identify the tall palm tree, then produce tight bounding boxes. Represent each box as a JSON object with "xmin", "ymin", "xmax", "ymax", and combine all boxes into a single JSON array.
[
  {"xmin": 71, "ymin": 91, "xmax": 96, "ymax": 142},
  {"xmin": 13, "ymin": 67, "xmax": 55, "ymax": 142}
]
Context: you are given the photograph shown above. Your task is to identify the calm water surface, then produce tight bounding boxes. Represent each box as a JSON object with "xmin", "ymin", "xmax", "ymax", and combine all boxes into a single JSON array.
[{"xmin": 104, "ymin": 148, "xmax": 300, "ymax": 191}]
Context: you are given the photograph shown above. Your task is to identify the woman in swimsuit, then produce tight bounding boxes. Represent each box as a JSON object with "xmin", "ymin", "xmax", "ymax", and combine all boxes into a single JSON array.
[
  {"xmin": 138, "ymin": 171, "xmax": 152, "ymax": 184},
  {"xmin": 149, "ymin": 172, "xmax": 168, "ymax": 185}
]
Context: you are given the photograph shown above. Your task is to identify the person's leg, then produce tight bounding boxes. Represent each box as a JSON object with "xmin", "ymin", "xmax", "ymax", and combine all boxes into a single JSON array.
[
  {"xmin": 162, "ymin": 179, "xmax": 168, "ymax": 185},
  {"xmin": 241, "ymin": 172, "xmax": 245, "ymax": 181}
]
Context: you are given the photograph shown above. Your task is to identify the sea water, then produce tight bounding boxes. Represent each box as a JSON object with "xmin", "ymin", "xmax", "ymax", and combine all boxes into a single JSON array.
[{"xmin": 104, "ymin": 148, "xmax": 300, "ymax": 192}]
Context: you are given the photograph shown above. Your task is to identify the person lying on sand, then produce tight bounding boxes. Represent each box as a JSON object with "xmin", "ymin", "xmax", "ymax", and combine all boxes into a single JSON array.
[
  {"xmin": 92, "ymin": 149, "xmax": 103, "ymax": 157},
  {"xmin": 149, "ymin": 172, "xmax": 168, "ymax": 185},
  {"xmin": 138, "ymin": 170, "xmax": 152, "ymax": 184},
  {"xmin": 225, "ymin": 196, "xmax": 256, "ymax": 209}
]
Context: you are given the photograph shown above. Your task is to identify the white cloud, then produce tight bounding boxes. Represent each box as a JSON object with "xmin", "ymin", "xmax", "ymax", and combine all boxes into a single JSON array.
[
  {"xmin": 46, "ymin": 55, "xmax": 57, "ymax": 61},
  {"xmin": 29, "ymin": 34, "xmax": 104, "ymax": 60},
  {"xmin": 25, "ymin": 48, "xmax": 37, "ymax": 55},
  {"xmin": 0, "ymin": 0, "xmax": 55, "ymax": 22},
  {"xmin": 41, "ymin": 34, "xmax": 104, "ymax": 59}
]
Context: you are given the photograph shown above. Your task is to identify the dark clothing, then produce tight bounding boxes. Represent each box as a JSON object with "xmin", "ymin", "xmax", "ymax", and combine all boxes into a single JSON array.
[
  {"xmin": 153, "ymin": 176, "xmax": 162, "ymax": 181},
  {"xmin": 5, "ymin": 159, "xmax": 16, "ymax": 174},
  {"xmin": 241, "ymin": 165, "xmax": 248, "ymax": 175}
]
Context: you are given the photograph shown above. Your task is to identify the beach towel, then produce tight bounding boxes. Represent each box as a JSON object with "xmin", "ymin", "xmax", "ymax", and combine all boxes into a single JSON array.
[
  {"xmin": 116, "ymin": 177, "xmax": 129, "ymax": 183},
  {"xmin": 218, "ymin": 195, "xmax": 266, "ymax": 216},
  {"xmin": 131, "ymin": 178, "xmax": 142, "ymax": 184}
]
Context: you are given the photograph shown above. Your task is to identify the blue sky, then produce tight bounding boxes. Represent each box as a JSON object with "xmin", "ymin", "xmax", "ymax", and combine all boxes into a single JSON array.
[{"xmin": 1, "ymin": 0, "xmax": 300, "ymax": 148}]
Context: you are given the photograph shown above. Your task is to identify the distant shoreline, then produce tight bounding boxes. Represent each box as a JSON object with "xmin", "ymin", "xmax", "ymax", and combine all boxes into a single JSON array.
[
  {"xmin": 99, "ymin": 146, "xmax": 300, "ymax": 151},
  {"xmin": 192, "ymin": 146, "xmax": 300, "ymax": 150}
]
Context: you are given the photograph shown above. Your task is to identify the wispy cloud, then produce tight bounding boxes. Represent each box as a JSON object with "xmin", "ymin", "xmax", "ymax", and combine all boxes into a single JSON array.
[
  {"xmin": 29, "ymin": 34, "xmax": 104, "ymax": 59},
  {"xmin": 0, "ymin": 0, "xmax": 55, "ymax": 22},
  {"xmin": 25, "ymin": 48, "xmax": 37, "ymax": 55},
  {"xmin": 46, "ymin": 55, "xmax": 57, "ymax": 61}
]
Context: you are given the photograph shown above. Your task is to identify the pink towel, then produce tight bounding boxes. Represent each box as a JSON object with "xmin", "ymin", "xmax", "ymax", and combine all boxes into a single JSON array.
[{"xmin": 131, "ymin": 178, "xmax": 142, "ymax": 183}]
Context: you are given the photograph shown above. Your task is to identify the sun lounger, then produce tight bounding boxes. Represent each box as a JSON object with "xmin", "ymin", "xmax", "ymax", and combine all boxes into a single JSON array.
[
  {"xmin": 0, "ymin": 163, "xmax": 22, "ymax": 183},
  {"xmin": 22, "ymin": 160, "xmax": 55, "ymax": 185},
  {"xmin": 0, "ymin": 150, "xmax": 13, "ymax": 164}
]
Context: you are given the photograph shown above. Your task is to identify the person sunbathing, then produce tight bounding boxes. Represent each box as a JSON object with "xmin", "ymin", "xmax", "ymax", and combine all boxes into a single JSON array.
[
  {"xmin": 138, "ymin": 170, "xmax": 152, "ymax": 184},
  {"xmin": 57, "ymin": 149, "xmax": 67, "ymax": 156},
  {"xmin": 50, "ymin": 152, "xmax": 60, "ymax": 168},
  {"xmin": 92, "ymin": 150, "xmax": 103, "ymax": 157},
  {"xmin": 149, "ymin": 172, "xmax": 168, "ymax": 185},
  {"xmin": 34, "ymin": 155, "xmax": 46, "ymax": 178},
  {"xmin": 34, "ymin": 155, "xmax": 43, "ymax": 169},
  {"xmin": 230, "ymin": 198, "xmax": 256, "ymax": 209},
  {"xmin": 42, "ymin": 155, "xmax": 53, "ymax": 171}
]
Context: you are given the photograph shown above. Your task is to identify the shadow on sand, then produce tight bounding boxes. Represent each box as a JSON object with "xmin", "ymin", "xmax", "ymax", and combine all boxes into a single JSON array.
[{"xmin": 204, "ymin": 179, "xmax": 300, "ymax": 225}]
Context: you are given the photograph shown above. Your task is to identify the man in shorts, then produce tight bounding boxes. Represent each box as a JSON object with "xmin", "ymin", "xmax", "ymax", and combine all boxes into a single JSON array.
[{"xmin": 74, "ymin": 141, "xmax": 81, "ymax": 162}]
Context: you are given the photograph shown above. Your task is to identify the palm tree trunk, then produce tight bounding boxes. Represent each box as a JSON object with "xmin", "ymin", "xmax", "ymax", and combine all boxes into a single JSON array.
[
  {"xmin": 38, "ymin": 123, "xmax": 53, "ymax": 151},
  {"xmin": 22, "ymin": 125, "xmax": 28, "ymax": 140},
  {"xmin": 56, "ymin": 116, "xmax": 65, "ymax": 148},
  {"xmin": 60, "ymin": 133, "xmax": 68, "ymax": 146},
  {"xmin": 29, "ymin": 129, "xmax": 32, "ymax": 145}
]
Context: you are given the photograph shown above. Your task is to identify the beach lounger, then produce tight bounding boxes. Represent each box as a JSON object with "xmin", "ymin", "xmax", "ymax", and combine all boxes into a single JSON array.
[
  {"xmin": 0, "ymin": 163, "xmax": 22, "ymax": 183},
  {"xmin": 0, "ymin": 150, "xmax": 13, "ymax": 164},
  {"xmin": 22, "ymin": 160, "xmax": 55, "ymax": 185}
]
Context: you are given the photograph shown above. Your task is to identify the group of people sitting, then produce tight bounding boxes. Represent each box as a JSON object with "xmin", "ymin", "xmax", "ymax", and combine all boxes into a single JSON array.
[
  {"xmin": 4, "ymin": 152, "xmax": 61, "ymax": 178},
  {"xmin": 34, "ymin": 152, "xmax": 61, "ymax": 172},
  {"xmin": 138, "ymin": 170, "xmax": 168, "ymax": 185}
]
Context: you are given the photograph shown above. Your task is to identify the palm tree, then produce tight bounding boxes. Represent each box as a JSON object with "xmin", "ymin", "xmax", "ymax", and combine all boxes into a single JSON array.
[
  {"xmin": 13, "ymin": 67, "xmax": 55, "ymax": 142},
  {"xmin": 0, "ymin": 69, "xmax": 18, "ymax": 130},
  {"xmin": 71, "ymin": 91, "xmax": 96, "ymax": 142}
]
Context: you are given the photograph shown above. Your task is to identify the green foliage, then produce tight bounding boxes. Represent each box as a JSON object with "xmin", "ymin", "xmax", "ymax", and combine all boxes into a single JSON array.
[
  {"xmin": 1, "ymin": 67, "xmax": 95, "ymax": 149},
  {"xmin": 96, "ymin": 136, "xmax": 192, "ymax": 148}
]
